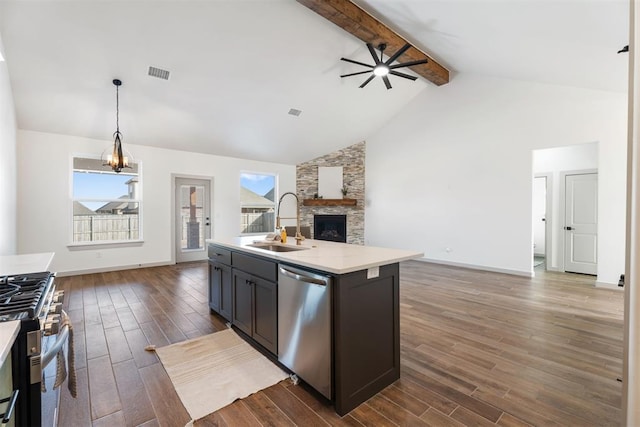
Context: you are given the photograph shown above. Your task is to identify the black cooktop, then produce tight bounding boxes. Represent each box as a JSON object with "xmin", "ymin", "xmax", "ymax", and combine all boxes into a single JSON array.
[{"xmin": 0, "ymin": 272, "xmax": 53, "ymax": 321}]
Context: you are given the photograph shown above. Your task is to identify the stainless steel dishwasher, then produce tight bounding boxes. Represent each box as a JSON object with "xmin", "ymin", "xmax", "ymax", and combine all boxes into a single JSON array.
[{"xmin": 278, "ymin": 264, "xmax": 332, "ymax": 399}]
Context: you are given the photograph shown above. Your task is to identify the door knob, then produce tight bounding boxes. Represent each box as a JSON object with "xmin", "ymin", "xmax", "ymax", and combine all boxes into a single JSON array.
[{"xmin": 564, "ymin": 226, "xmax": 573, "ymax": 230}]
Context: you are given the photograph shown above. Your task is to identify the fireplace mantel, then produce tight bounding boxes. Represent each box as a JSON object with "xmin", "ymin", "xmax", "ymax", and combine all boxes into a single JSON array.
[{"xmin": 303, "ymin": 198, "xmax": 357, "ymax": 207}]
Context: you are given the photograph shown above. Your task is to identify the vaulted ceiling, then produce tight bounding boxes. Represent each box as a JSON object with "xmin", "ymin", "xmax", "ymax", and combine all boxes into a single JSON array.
[{"xmin": 0, "ymin": 0, "xmax": 629, "ymax": 164}]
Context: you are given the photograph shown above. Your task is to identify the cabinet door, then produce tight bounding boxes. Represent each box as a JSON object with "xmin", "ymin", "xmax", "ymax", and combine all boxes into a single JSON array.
[
  {"xmin": 232, "ymin": 270, "xmax": 253, "ymax": 336},
  {"xmin": 219, "ymin": 263, "xmax": 233, "ymax": 322},
  {"xmin": 253, "ymin": 276, "xmax": 277, "ymax": 354},
  {"xmin": 208, "ymin": 261, "xmax": 221, "ymax": 313}
]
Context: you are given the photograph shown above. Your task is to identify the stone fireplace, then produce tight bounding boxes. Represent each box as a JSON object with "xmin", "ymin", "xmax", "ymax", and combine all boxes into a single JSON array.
[{"xmin": 296, "ymin": 142, "xmax": 365, "ymax": 245}]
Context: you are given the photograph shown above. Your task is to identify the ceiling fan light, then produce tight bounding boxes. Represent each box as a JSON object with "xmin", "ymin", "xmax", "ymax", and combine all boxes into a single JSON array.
[{"xmin": 373, "ymin": 65, "xmax": 389, "ymax": 76}]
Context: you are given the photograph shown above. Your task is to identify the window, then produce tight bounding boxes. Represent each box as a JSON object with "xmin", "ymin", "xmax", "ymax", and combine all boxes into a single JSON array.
[
  {"xmin": 240, "ymin": 172, "xmax": 276, "ymax": 234},
  {"xmin": 72, "ymin": 157, "xmax": 141, "ymax": 243}
]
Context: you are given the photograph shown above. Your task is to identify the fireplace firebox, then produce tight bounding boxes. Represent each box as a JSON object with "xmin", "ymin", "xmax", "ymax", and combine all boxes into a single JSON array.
[{"xmin": 314, "ymin": 215, "xmax": 347, "ymax": 243}]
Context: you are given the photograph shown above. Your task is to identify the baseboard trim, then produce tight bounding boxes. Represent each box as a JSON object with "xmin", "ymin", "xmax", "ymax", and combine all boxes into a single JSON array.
[
  {"xmin": 56, "ymin": 261, "xmax": 176, "ymax": 277},
  {"xmin": 415, "ymin": 257, "xmax": 533, "ymax": 277},
  {"xmin": 595, "ymin": 281, "xmax": 623, "ymax": 290}
]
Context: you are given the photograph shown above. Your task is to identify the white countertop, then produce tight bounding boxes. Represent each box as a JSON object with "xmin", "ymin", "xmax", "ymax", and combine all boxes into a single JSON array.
[
  {"xmin": 0, "ymin": 321, "xmax": 20, "ymax": 367},
  {"xmin": 207, "ymin": 237, "xmax": 423, "ymax": 275},
  {"xmin": 0, "ymin": 252, "xmax": 54, "ymax": 276}
]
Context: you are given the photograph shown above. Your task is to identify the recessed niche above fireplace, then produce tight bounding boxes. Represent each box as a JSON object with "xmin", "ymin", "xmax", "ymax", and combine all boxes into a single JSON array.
[{"xmin": 314, "ymin": 215, "xmax": 347, "ymax": 243}]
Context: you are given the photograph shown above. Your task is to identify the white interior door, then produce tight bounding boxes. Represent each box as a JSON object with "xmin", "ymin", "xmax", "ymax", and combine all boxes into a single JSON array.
[
  {"xmin": 564, "ymin": 173, "xmax": 597, "ymax": 275},
  {"xmin": 175, "ymin": 178, "xmax": 211, "ymax": 263}
]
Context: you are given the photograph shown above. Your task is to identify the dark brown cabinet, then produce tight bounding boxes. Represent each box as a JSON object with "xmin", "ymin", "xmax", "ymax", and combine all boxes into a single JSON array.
[
  {"xmin": 208, "ymin": 245, "xmax": 233, "ymax": 321},
  {"xmin": 232, "ymin": 267, "xmax": 277, "ymax": 355},
  {"xmin": 231, "ymin": 269, "xmax": 253, "ymax": 336},
  {"xmin": 332, "ymin": 263, "xmax": 400, "ymax": 415},
  {"xmin": 252, "ymin": 276, "xmax": 277, "ymax": 352},
  {"xmin": 209, "ymin": 260, "xmax": 232, "ymax": 321},
  {"xmin": 208, "ymin": 261, "xmax": 221, "ymax": 313}
]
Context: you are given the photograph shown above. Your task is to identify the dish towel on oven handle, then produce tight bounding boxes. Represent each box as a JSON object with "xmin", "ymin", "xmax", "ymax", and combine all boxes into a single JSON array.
[{"xmin": 41, "ymin": 311, "xmax": 77, "ymax": 398}]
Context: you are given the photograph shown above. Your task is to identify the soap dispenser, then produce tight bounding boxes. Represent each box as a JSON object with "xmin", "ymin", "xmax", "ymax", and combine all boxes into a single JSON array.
[{"xmin": 280, "ymin": 227, "xmax": 287, "ymax": 244}]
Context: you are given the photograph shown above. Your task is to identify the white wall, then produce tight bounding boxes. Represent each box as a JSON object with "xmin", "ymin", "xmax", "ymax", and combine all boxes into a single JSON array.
[
  {"xmin": 17, "ymin": 130, "xmax": 296, "ymax": 275},
  {"xmin": 365, "ymin": 74, "xmax": 627, "ymax": 284},
  {"xmin": 0, "ymin": 33, "xmax": 17, "ymax": 255},
  {"xmin": 533, "ymin": 143, "xmax": 599, "ymax": 273}
]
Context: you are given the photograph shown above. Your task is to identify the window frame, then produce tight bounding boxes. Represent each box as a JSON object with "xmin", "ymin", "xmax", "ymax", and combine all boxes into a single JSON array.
[
  {"xmin": 69, "ymin": 156, "xmax": 143, "ymax": 247},
  {"xmin": 239, "ymin": 171, "xmax": 278, "ymax": 236}
]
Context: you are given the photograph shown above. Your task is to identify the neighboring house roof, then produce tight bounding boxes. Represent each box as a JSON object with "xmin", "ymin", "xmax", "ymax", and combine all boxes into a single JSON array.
[
  {"xmin": 263, "ymin": 188, "xmax": 275, "ymax": 202},
  {"xmin": 96, "ymin": 196, "xmax": 138, "ymax": 214},
  {"xmin": 73, "ymin": 201, "xmax": 96, "ymax": 216},
  {"xmin": 241, "ymin": 187, "xmax": 274, "ymax": 209}
]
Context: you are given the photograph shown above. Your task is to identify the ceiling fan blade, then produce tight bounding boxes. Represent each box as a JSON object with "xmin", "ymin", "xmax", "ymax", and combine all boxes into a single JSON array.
[
  {"xmin": 359, "ymin": 75, "xmax": 376, "ymax": 88},
  {"xmin": 366, "ymin": 43, "xmax": 381, "ymax": 64},
  {"xmin": 341, "ymin": 70, "xmax": 374, "ymax": 78},
  {"xmin": 390, "ymin": 70, "xmax": 418, "ymax": 80},
  {"xmin": 340, "ymin": 57, "xmax": 374, "ymax": 68},
  {"xmin": 382, "ymin": 75, "xmax": 392, "ymax": 90},
  {"xmin": 389, "ymin": 59, "xmax": 429, "ymax": 69},
  {"xmin": 385, "ymin": 43, "xmax": 411, "ymax": 65}
]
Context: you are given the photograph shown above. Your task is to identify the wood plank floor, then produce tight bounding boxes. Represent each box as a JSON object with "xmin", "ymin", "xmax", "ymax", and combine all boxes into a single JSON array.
[{"xmin": 55, "ymin": 260, "xmax": 623, "ymax": 426}]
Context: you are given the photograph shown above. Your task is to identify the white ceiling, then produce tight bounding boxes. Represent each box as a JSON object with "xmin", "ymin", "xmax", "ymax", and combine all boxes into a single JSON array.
[{"xmin": 0, "ymin": 0, "xmax": 629, "ymax": 164}]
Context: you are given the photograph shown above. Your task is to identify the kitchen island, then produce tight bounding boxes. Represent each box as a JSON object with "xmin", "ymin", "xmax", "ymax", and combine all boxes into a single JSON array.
[{"xmin": 207, "ymin": 237, "xmax": 421, "ymax": 415}]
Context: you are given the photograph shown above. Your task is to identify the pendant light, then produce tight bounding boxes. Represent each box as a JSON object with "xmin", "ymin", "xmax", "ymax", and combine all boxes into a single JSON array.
[{"xmin": 104, "ymin": 78, "xmax": 131, "ymax": 173}]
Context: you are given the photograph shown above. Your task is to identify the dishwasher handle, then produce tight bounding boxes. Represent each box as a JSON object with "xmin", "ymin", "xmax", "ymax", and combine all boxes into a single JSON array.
[{"xmin": 279, "ymin": 266, "xmax": 328, "ymax": 286}]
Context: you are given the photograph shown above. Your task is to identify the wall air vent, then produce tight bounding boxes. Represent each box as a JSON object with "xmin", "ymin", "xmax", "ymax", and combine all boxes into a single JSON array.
[
  {"xmin": 288, "ymin": 108, "xmax": 302, "ymax": 117},
  {"xmin": 148, "ymin": 66, "xmax": 170, "ymax": 80}
]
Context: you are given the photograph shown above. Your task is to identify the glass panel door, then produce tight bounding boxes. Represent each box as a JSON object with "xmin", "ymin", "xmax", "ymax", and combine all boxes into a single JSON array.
[{"xmin": 175, "ymin": 178, "xmax": 211, "ymax": 263}]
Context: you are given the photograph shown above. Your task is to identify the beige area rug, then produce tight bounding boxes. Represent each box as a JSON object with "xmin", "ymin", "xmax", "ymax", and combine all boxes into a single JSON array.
[{"xmin": 155, "ymin": 328, "xmax": 288, "ymax": 423}]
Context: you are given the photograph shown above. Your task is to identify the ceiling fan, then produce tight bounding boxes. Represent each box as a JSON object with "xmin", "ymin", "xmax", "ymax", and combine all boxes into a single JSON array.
[{"xmin": 340, "ymin": 43, "xmax": 428, "ymax": 90}]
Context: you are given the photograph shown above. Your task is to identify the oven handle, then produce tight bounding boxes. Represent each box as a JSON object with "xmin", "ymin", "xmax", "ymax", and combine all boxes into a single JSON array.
[
  {"xmin": 41, "ymin": 322, "xmax": 70, "ymax": 369},
  {"xmin": 0, "ymin": 389, "xmax": 19, "ymax": 424}
]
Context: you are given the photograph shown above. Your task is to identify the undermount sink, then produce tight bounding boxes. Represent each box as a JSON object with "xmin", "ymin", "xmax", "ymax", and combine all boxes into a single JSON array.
[{"xmin": 247, "ymin": 243, "xmax": 309, "ymax": 253}]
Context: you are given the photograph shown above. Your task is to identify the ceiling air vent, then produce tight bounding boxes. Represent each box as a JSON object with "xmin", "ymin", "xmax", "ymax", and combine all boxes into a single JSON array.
[
  {"xmin": 148, "ymin": 66, "xmax": 170, "ymax": 80},
  {"xmin": 288, "ymin": 108, "xmax": 302, "ymax": 117}
]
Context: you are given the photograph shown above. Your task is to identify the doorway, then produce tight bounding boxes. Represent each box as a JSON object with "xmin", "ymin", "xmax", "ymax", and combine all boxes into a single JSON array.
[
  {"xmin": 532, "ymin": 143, "xmax": 598, "ymax": 274},
  {"xmin": 563, "ymin": 172, "xmax": 598, "ymax": 275},
  {"xmin": 175, "ymin": 177, "xmax": 211, "ymax": 263},
  {"xmin": 532, "ymin": 176, "xmax": 547, "ymax": 269}
]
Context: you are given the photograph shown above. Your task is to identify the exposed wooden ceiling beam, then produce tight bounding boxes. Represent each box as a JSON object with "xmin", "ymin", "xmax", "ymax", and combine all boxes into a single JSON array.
[{"xmin": 296, "ymin": 0, "xmax": 449, "ymax": 86}]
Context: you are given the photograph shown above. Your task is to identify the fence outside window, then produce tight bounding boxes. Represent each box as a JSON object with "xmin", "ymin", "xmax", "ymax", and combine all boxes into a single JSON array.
[{"xmin": 73, "ymin": 214, "xmax": 139, "ymax": 242}]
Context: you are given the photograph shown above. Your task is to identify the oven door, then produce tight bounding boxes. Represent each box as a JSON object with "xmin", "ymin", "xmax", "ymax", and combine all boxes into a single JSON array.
[
  {"xmin": 0, "ymin": 355, "xmax": 18, "ymax": 427},
  {"xmin": 40, "ymin": 312, "xmax": 71, "ymax": 427}
]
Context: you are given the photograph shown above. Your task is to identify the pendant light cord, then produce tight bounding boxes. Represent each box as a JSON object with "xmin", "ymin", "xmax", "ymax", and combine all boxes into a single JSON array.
[
  {"xmin": 115, "ymin": 83, "xmax": 120, "ymax": 135},
  {"xmin": 113, "ymin": 78, "xmax": 122, "ymax": 138}
]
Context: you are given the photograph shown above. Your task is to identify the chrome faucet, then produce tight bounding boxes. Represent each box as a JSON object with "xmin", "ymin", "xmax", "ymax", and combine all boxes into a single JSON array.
[{"xmin": 276, "ymin": 192, "xmax": 304, "ymax": 245}]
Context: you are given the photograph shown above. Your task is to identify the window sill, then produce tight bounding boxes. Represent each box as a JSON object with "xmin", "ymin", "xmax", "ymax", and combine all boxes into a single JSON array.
[{"xmin": 67, "ymin": 240, "xmax": 144, "ymax": 250}]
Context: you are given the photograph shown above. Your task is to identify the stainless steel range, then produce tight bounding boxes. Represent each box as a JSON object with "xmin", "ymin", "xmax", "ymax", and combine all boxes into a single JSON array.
[{"xmin": 0, "ymin": 271, "xmax": 67, "ymax": 426}]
